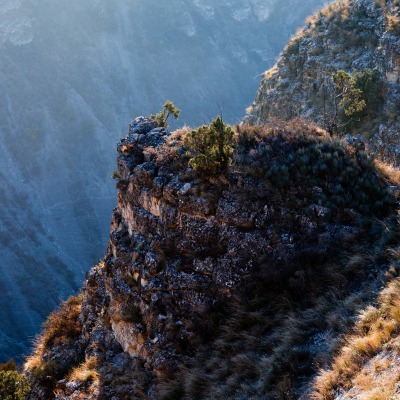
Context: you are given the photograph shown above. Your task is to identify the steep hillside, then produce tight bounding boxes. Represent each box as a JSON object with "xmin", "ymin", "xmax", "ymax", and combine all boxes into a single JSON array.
[
  {"xmin": 24, "ymin": 117, "xmax": 399, "ymax": 399},
  {"xmin": 245, "ymin": 0, "xmax": 400, "ymax": 165},
  {"xmin": 0, "ymin": 0, "xmax": 326, "ymax": 362}
]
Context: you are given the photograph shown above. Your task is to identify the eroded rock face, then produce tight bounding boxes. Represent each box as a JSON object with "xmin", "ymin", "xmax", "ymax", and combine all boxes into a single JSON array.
[
  {"xmin": 0, "ymin": 0, "xmax": 329, "ymax": 363},
  {"xmin": 88, "ymin": 118, "xmax": 258, "ymax": 376},
  {"xmin": 40, "ymin": 118, "xmax": 269, "ymax": 398}
]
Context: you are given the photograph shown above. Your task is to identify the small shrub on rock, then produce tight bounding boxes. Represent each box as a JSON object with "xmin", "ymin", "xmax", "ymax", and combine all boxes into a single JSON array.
[
  {"xmin": 0, "ymin": 370, "xmax": 30, "ymax": 400},
  {"xmin": 184, "ymin": 116, "xmax": 234, "ymax": 175}
]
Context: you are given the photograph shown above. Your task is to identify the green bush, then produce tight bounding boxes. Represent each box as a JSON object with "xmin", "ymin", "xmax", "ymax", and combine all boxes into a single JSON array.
[
  {"xmin": 333, "ymin": 70, "xmax": 366, "ymax": 118},
  {"xmin": 0, "ymin": 370, "xmax": 30, "ymax": 400},
  {"xmin": 184, "ymin": 116, "xmax": 234, "ymax": 174}
]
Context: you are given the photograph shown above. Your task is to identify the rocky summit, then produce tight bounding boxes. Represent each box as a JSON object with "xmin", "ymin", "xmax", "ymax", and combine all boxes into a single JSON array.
[
  {"xmin": 24, "ymin": 116, "xmax": 399, "ymax": 399},
  {"xmin": 245, "ymin": 0, "xmax": 400, "ymax": 166}
]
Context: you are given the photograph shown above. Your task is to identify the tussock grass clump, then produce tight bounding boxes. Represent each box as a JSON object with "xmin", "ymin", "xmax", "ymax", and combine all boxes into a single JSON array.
[
  {"xmin": 68, "ymin": 356, "xmax": 99, "ymax": 383},
  {"xmin": 52, "ymin": 356, "xmax": 101, "ymax": 398},
  {"xmin": 156, "ymin": 126, "xmax": 191, "ymax": 174},
  {"xmin": 63, "ymin": 356, "xmax": 100, "ymax": 399},
  {"xmin": 374, "ymin": 159, "xmax": 400, "ymax": 186},
  {"xmin": 40, "ymin": 294, "xmax": 82, "ymax": 348},
  {"xmin": 25, "ymin": 294, "xmax": 83, "ymax": 392}
]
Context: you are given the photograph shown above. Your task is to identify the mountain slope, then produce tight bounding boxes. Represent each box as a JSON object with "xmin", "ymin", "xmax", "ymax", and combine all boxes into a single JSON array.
[
  {"xmin": 245, "ymin": 0, "xmax": 400, "ymax": 165},
  {"xmin": 24, "ymin": 117, "xmax": 399, "ymax": 399},
  {"xmin": 0, "ymin": 0, "xmax": 326, "ymax": 362},
  {"xmin": 20, "ymin": 1, "xmax": 400, "ymax": 398}
]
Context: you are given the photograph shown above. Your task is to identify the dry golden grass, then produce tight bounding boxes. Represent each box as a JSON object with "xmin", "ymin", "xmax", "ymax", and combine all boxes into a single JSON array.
[
  {"xmin": 40, "ymin": 294, "xmax": 82, "ymax": 349},
  {"xmin": 25, "ymin": 294, "xmax": 82, "ymax": 372},
  {"xmin": 166, "ymin": 126, "xmax": 191, "ymax": 146},
  {"xmin": 155, "ymin": 126, "xmax": 191, "ymax": 172},
  {"xmin": 348, "ymin": 352, "xmax": 400, "ymax": 400},
  {"xmin": 24, "ymin": 350, "xmax": 42, "ymax": 373},
  {"xmin": 68, "ymin": 356, "xmax": 99, "ymax": 384},
  {"xmin": 55, "ymin": 365, "xmax": 99, "ymax": 400},
  {"xmin": 374, "ymin": 160, "xmax": 400, "ymax": 186},
  {"xmin": 312, "ymin": 276, "xmax": 400, "ymax": 399},
  {"xmin": 262, "ymin": 65, "xmax": 279, "ymax": 81}
]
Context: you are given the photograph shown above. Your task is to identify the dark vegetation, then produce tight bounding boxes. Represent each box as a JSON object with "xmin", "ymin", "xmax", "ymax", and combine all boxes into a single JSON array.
[
  {"xmin": 155, "ymin": 118, "xmax": 399, "ymax": 399},
  {"xmin": 234, "ymin": 120, "xmax": 395, "ymax": 217}
]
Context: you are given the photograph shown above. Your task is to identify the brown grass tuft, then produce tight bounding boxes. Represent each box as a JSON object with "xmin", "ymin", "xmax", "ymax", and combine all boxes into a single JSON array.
[
  {"xmin": 24, "ymin": 294, "xmax": 83, "ymax": 375},
  {"xmin": 374, "ymin": 160, "xmax": 400, "ymax": 186},
  {"xmin": 68, "ymin": 356, "xmax": 99, "ymax": 385}
]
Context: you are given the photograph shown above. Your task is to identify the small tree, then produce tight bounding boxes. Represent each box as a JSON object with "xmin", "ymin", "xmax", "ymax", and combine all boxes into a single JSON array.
[
  {"xmin": 184, "ymin": 116, "xmax": 234, "ymax": 174},
  {"xmin": 150, "ymin": 100, "xmax": 180, "ymax": 129},
  {"xmin": 333, "ymin": 71, "xmax": 366, "ymax": 118},
  {"xmin": 323, "ymin": 68, "xmax": 383, "ymax": 135}
]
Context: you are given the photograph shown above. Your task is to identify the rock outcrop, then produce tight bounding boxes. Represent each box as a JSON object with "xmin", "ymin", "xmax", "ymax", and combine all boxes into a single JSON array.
[
  {"xmin": 245, "ymin": 0, "xmax": 400, "ymax": 165},
  {"xmin": 25, "ymin": 117, "xmax": 399, "ymax": 399}
]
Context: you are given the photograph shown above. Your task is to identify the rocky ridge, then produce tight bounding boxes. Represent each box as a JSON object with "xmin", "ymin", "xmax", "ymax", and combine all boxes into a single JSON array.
[
  {"xmin": 245, "ymin": 0, "xmax": 400, "ymax": 165},
  {"xmin": 27, "ymin": 117, "xmax": 267, "ymax": 399},
  {"xmin": 25, "ymin": 117, "xmax": 399, "ymax": 399}
]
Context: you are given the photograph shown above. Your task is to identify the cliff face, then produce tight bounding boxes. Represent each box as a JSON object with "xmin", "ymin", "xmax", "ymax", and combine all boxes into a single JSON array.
[
  {"xmin": 27, "ymin": 117, "xmax": 272, "ymax": 399},
  {"xmin": 25, "ymin": 117, "xmax": 399, "ymax": 399},
  {"xmin": 245, "ymin": 0, "xmax": 400, "ymax": 165}
]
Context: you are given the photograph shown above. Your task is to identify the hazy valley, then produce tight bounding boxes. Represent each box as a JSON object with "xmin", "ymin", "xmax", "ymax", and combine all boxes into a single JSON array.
[{"xmin": 0, "ymin": 0, "xmax": 325, "ymax": 362}]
